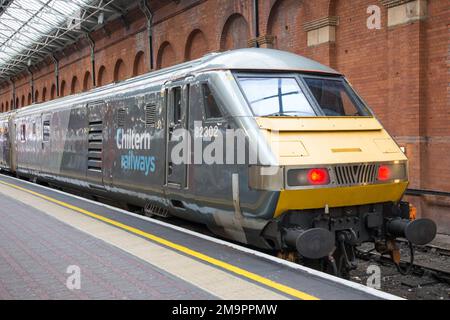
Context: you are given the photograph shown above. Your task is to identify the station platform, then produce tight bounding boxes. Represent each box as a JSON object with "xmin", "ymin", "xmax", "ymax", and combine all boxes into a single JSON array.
[{"xmin": 0, "ymin": 173, "xmax": 400, "ymax": 300}]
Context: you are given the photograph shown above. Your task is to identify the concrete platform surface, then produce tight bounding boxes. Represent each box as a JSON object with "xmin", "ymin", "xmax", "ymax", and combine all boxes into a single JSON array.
[
  {"xmin": 0, "ymin": 189, "xmax": 215, "ymax": 300},
  {"xmin": 0, "ymin": 173, "xmax": 401, "ymax": 300}
]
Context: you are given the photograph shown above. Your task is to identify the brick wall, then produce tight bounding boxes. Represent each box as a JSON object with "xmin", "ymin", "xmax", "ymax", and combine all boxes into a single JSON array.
[{"xmin": 0, "ymin": 0, "xmax": 449, "ymax": 233}]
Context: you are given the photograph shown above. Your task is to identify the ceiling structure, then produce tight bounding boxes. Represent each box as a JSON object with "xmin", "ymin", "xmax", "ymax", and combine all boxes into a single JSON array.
[{"xmin": 0, "ymin": 0, "xmax": 138, "ymax": 83}]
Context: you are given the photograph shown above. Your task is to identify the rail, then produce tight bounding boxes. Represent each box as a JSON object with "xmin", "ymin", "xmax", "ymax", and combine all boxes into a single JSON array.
[{"xmin": 406, "ymin": 189, "xmax": 450, "ymax": 198}]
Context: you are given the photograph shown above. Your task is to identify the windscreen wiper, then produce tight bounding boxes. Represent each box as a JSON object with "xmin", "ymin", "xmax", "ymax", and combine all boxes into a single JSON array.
[{"xmin": 264, "ymin": 111, "xmax": 313, "ymax": 117}]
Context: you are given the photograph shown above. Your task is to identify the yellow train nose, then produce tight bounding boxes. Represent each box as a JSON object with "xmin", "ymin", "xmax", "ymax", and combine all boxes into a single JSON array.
[{"xmin": 274, "ymin": 182, "xmax": 408, "ymax": 218}]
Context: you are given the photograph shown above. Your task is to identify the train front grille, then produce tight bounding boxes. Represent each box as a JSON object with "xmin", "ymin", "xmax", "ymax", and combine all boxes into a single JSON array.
[{"xmin": 333, "ymin": 163, "xmax": 377, "ymax": 186}]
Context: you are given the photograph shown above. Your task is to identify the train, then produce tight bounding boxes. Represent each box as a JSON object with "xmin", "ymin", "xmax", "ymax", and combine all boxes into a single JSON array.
[{"xmin": 0, "ymin": 48, "xmax": 437, "ymax": 277}]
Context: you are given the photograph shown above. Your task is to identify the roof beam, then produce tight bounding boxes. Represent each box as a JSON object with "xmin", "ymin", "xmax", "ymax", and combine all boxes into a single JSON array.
[{"xmin": 0, "ymin": 0, "xmax": 126, "ymax": 81}]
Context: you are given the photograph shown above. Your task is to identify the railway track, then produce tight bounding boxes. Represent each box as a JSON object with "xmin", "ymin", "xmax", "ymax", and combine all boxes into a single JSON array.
[
  {"xmin": 354, "ymin": 242, "xmax": 450, "ymax": 299},
  {"xmin": 357, "ymin": 246, "xmax": 450, "ymax": 282}
]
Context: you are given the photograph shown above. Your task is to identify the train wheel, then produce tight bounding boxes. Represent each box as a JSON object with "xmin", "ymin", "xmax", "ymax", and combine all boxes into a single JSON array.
[{"xmin": 333, "ymin": 243, "xmax": 357, "ymax": 279}]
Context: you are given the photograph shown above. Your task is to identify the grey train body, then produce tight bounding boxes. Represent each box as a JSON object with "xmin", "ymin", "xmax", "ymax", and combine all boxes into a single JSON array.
[
  {"xmin": 0, "ymin": 48, "xmax": 439, "ymax": 274},
  {"xmin": 1, "ymin": 49, "xmax": 324, "ymax": 249}
]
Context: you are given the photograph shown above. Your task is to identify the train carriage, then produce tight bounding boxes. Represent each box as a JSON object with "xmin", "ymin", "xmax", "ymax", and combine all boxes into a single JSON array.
[{"xmin": 0, "ymin": 48, "xmax": 436, "ymax": 276}]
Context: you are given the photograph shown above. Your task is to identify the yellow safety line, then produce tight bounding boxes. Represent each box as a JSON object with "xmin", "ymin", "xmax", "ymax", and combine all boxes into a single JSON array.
[{"xmin": 0, "ymin": 179, "xmax": 319, "ymax": 300}]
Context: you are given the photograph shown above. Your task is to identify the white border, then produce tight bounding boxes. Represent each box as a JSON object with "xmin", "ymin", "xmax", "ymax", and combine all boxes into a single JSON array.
[{"xmin": 0, "ymin": 173, "xmax": 403, "ymax": 300}]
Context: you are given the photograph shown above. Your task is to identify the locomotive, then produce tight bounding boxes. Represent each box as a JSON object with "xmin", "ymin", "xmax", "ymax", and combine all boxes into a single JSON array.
[{"xmin": 0, "ymin": 48, "xmax": 436, "ymax": 276}]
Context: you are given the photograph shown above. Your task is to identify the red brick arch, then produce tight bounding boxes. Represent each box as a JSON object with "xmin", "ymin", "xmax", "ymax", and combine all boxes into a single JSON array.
[
  {"xmin": 34, "ymin": 90, "xmax": 39, "ymax": 103},
  {"xmin": 42, "ymin": 87, "xmax": 47, "ymax": 102},
  {"xmin": 60, "ymin": 80, "xmax": 66, "ymax": 97},
  {"xmin": 328, "ymin": 0, "xmax": 338, "ymax": 16},
  {"xmin": 113, "ymin": 59, "xmax": 127, "ymax": 82},
  {"xmin": 71, "ymin": 76, "xmax": 80, "ymax": 94},
  {"xmin": 1, "ymin": 103, "xmax": 3, "ymax": 112},
  {"xmin": 220, "ymin": 13, "xmax": 250, "ymax": 51},
  {"xmin": 83, "ymin": 71, "xmax": 92, "ymax": 91},
  {"xmin": 156, "ymin": 41, "xmax": 176, "ymax": 69},
  {"xmin": 267, "ymin": 0, "xmax": 302, "ymax": 51},
  {"xmin": 5, "ymin": 101, "xmax": 8, "ymax": 111},
  {"xmin": 21, "ymin": 95, "xmax": 25, "ymax": 107},
  {"xmin": 133, "ymin": 51, "xmax": 146, "ymax": 77},
  {"xmin": 97, "ymin": 65, "xmax": 107, "ymax": 87},
  {"xmin": 27, "ymin": 93, "xmax": 32, "ymax": 105},
  {"xmin": 50, "ymin": 84, "xmax": 56, "ymax": 100},
  {"xmin": 184, "ymin": 29, "xmax": 209, "ymax": 61}
]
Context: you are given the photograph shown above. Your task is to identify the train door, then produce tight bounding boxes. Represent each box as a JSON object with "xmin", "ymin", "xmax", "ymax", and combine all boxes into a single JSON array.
[
  {"xmin": 86, "ymin": 101, "xmax": 105, "ymax": 187},
  {"xmin": 8, "ymin": 115, "xmax": 17, "ymax": 173},
  {"xmin": 0, "ymin": 119, "xmax": 10, "ymax": 170},
  {"xmin": 40, "ymin": 113, "xmax": 51, "ymax": 174},
  {"xmin": 165, "ymin": 81, "xmax": 189, "ymax": 188},
  {"xmin": 30, "ymin": 115, "xmax": 41, "ymax": 175}
]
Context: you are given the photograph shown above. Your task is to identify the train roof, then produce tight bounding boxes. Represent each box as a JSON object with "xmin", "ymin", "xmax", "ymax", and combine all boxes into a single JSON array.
[
  {"xmin": 193, "ymin": 48, "xmax": 339, "ymax": 74},
  {"xmin": 3, "ymin": 48, "xmax": 340, "ymax": 118}
]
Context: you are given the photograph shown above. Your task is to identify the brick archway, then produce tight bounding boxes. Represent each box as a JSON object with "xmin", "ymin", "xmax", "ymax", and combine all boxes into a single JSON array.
[
  {"xmin": 83, "ymin": 71, "xmax": 92, "ymax": 91},
  {"xmin": 133, "ymin": 51, "xmax": 146, "ymax": 77},
  {"xmin": 113, "ymin": 59, "xmax": 127, "ymax": 82},
  {"xmin": 42, "ymin": 87, "xmax": 47, "ymax": 102},
  {"xmin": 220, "ymin": 13, "xmax": 250, "ymax": 51},
  {"xmin": 71, "ymin": 76, "xmax": 80, "ymax": 94},
  {"xmin": 267, "ymin": 0, "xmax": 302, "ymax": 51},
  {"xmin": 328, "ymin": 0, "xmax": 338, "ymax": 16},
  {"xmin": 50, "ymin": 84, "xmax": 56, "ymax": 100},
  {"xmin": 97, "ymin": 65, "xmax": 107, "ymax": 87},
  {"xmin": 60, "ymin": 80, "xmax": 66, "ymax": 97},
  {"xmin": 185, "ymin": 29, "xmax": 209, "ymax": 61},
  {"xmin": 156, "ymin": 41, "xmax": 176, "ymax": 69}
]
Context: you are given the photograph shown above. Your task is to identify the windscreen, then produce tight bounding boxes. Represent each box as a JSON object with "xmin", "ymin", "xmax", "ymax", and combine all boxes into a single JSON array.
[
  {"xmin": 237, "ymin": 77, "xmax": 316, "ymax": 117},
  {"xmin": 303, "ymin": 77, "xmax": 370, "ymax": 116},
  {"xmin": 238, "ymin": 75, "xmax": 371, "ymax": 117}
]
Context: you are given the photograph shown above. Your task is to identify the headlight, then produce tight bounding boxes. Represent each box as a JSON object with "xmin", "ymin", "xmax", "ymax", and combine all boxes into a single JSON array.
[
  {"xmin": 287, "ymin": 168, "xmax": 330, "ymax": 187},
  {"xmin": 377, "ymin": 163, "xmax": 407, "ymax": 182}
]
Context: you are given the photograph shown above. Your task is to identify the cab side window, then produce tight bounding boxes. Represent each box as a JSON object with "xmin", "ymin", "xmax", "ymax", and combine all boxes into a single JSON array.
[
  {"xmin": 20, "ymin": 124, "xmax": 26, "ymax": 142},
  {"xmin": 202, "ymin": 84, "xmax": 222, "ymax": 119},
  {"xmin": 172, "ymin": 87, "xmax": 182, "ymax": 124},
  {"xmin": 43, "ymin": 119, "xmax": 50, "ymax": 142}
]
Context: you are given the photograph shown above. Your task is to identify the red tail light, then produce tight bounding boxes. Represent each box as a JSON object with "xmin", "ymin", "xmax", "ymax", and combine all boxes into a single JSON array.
[
  {"xmin": 307, "ymin": 168, "xmax": 329, "ymax": 185},
  {"xmin": 378, "ymin": 165, "xmax": 391, "ymax": 181}
]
